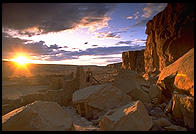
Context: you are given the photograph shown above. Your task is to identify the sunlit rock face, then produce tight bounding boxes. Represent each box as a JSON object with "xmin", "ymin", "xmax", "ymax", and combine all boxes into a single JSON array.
[
  {"xmin": 157, "ymin": 48, "xmax": 194, "ymax": 97},
  {"xmin": 99, "ymin": 100, "xmax": 153, "ymax": 131},
  {"xmin": 2, "ymin": 101, "xmax": 73, "ymax": 131},
  {"xmin": 144, "ymin": 3, "xmax": 194, "ymax": 76},
  {"xmin": 122, "ymin": 50, "xmax": 145, "ymax": 73}
]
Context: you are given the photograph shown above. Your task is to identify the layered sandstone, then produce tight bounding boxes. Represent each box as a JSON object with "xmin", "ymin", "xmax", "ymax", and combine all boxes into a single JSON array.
[{"xmin": 144, "ymin": 3, "xmax": 194, "ymax": 76}]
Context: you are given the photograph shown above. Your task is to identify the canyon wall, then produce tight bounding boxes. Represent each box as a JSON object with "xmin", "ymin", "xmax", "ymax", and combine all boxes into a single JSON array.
[
  {"xmin": 144, "ymin": 3, "xmax": 194, "ymax": 76},
  {"xmin": 122, "ymin": 49, "xmax": 145, "ymax": 73}
]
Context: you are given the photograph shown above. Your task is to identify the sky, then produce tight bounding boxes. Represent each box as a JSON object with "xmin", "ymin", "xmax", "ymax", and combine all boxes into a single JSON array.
[{"xmin": 2, "ymin": 3, "xmax": 167, "ymax": 66}]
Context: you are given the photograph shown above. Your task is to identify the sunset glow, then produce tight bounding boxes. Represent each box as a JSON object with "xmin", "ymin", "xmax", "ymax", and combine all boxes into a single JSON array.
[{"xmin": 2, "ymin": 3, "xmax": 167, "ymax": 66}]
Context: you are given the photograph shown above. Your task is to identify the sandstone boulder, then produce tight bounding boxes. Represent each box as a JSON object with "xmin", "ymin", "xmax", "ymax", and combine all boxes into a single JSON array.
[
  {"xmin": 99, "ymin": 100, "xmax": 152, "ymax": 131},
  {"xmin": 72, "ymin": 83, "xmax": 132, "ymax": 120},
  {"xmin": 2, "ymin": 101, "xmax": 73, "ymax": 131},
  {"xmin": 144, "ymin": 3, "xmax": 194, "ymax": 77},
  {"xmin": 112, "ymin": 70, "xmax": 151, "ymax": 103},
  {"xmin": 157, "ymin": 48, "xmax": 194, "ymax": 96},
  {"xmin": 122, "ymin": 50, "xmax": 145, "ymax": 73},
  {"xmin": 171, "ymin": 93, "xmax": 194, "ymax": 129}
]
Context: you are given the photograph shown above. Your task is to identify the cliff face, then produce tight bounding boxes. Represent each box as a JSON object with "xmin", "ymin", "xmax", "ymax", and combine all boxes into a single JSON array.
[
  {"xmin": 144, "ymin": 3, "xmax": 194, "ymax": 76},
  {"xmin": 122, "ymin": 49, "xmax": 145, "ymax": 73}
]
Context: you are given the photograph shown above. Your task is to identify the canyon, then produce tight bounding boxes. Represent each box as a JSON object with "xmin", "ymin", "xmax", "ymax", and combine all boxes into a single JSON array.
[{"xmin": 2, "ymin": 3, "xmax": 194, "ymax": 131}]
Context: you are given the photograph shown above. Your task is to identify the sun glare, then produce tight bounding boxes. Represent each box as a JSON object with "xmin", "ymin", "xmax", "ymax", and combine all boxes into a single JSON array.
[{"xmin": 12, "ymin": 56, "xmax": 30, "ymax": 66}]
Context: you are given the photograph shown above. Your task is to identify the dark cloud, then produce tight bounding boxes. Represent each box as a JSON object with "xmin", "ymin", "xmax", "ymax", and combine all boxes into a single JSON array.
[
  {"xmin": 2, "ymin": 35, "xmax": 65, "ymax": 59},
  {"xmin": 115, "ymin": 41, "xmax": 132, "ymax": 45},
  {"xmin": 2, "ymin": 3, "xmax": 116, "ymax": 34},
  {"xmin": 115, "ymin": 38, "xmax": 146, "ymax": 45},
  {"xmin": 63, "ymin": 46, "xmax": 68, "ymax": 48},
  {"xmin": 49, "ymin": 44, "xmax": 62, "ymax": 49}
]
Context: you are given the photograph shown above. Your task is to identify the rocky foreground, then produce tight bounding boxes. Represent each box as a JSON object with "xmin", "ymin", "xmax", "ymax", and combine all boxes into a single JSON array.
[{"xmin": 2, "ymin": 3, "xmax": 194, "ymax": 131}]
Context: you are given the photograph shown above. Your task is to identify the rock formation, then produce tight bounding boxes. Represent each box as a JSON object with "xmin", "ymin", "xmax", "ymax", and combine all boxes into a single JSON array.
[
  {"xmin": 144, "ymin": 3, "xmax": 194, "ymax": 77},
  {"xmin": 157, "ymin": 48, "xmax": 194, "ymax": 97},
  {"xmin": 171, "ymin": 93, "xmax": 194, "ymax": 129},
  {"xmin": 156, "ymin": 48, "xmax": 194, "ymax": 130},
  {"xmin": 112, "ymin": 70, "xmax": 154, "ymax": 103},
  {"xmin": 99, "ymin": 100, "xmax": 153, "ymax": 131},
  {"xmin": 72, "ymin": 83, "xmax": 132, "ymax": 120},
  {"xmin": 2, "ymin": 101, "xmax": 73, "ymax": 131},
  {"xmin": 107, "ymin": 62, "xmax": 122, "ymax": 69},
  {"xmin": 122, "ymin": 49, "xmax": 145, "ymax": 73}
]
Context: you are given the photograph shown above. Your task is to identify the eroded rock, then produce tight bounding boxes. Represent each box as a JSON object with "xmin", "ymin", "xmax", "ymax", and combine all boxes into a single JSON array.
[
  {"xmin": 72, "ymin": 83, "xmax": 132, "ymax": 120},
  {"xmin": 122, "ymin": 50, "xmax": 145, "ymax": 73},
  {"xmin": 144, "ymin": 3, "xmax": 194, "ymax": 77},
  {"xmin": 2, "ymin": 101, "xmax": 73, "ymax": 131},
  {"xmin": 99, "ymin": 100, "xmax": 152, "ymax": 131},
  {"xmin": 171, "ymin": 93, "xmax": 194, "ymax": 129}
]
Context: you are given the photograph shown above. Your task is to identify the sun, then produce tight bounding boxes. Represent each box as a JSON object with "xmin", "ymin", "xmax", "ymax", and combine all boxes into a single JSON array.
[{"xmin": 12, "ymin": 55, "xmax": 30, "ymax": 66}]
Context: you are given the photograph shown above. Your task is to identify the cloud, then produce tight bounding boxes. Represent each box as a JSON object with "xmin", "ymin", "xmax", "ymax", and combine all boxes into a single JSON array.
[
  {"xmin": 2, "ymin": 34, "xmax": 145, "ymax": 62},
  {"xmin": 92, "ymin": 45, "xmax": 98, "ymax": 47},
  {"xmin": 115, "ymin": 41, "xmax": 132, "ymax": 45},
  {"xmin": 134, "ymin": 11, "xmax": 140, "ymax": 19},
  {"xmin": 115, "ymin": 38, "xmax": 146, "ymax": 45},
  {"xmin": 2, "ymin": 3, "xmax": 116, "ymax": 34},
  {"xmin": 77, "ymin": 16, "xmax": 111, "ymax": 32},
  {"xmin": 49, "ymin": 44, "xmax": 62, "ymax": 49},
  {"xmin": 2, "ymin": 35, "xmax": 66, "ymax": 59},
  {"xmin": 133, "ymin": 19, "xmax": 150, "ymax": 27},
  {"xmin": 70, "ymin": 45, "xmax": 145, "ymax": 56},
  {"xmin": 106, "ymin": 58, "xmax": 121, "ymax": 63},
  {"xmin": 126, "ymin": 16, "xmax": 133, "ymax": 19},
  {"xmin": 95, "ymin": 31, "xmax": 120, "ymax": 39},
  {"xmin": 142, "ymin": 3, "xmax": 167, "ymax": 18}
]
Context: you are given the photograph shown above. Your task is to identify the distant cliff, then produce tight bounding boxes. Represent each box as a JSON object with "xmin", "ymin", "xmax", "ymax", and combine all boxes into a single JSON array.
[
  {"xmin": 122, "ymin": 49, "xmax": 145, "ymax": 73},
  {"xmin": 144, "ymin": 3, "xmax": 194, "ymax": 76},
  {"xmin": 107, "ymin": 62, "xmax": 122, "ymax": 69}
]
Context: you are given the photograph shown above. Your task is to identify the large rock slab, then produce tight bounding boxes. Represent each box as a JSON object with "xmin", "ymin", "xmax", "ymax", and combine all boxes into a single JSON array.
[
  {"xmin": 72, "ymin": 83, "xmax": 132, "ymax": 120},
  {"xmin": 157, "ymin": 48, "xmax": 194, "ymax": 96},
  {"xmin": 112, "ymin": 70, "xmax": 151, "ymax": 103},
  {"xmin": 171, "ymin": 93, "xmax": 194, "ymax": 129},
  {"xmin": 99, "ymin": 100, "xmax": 152, "ymax": 131},
  {"xmin": 144, "ymin": 3, "xmax": 194, "ymax": 76},
  {"xmin": 122, "ymin": 50, "xmax": 145, "ymax": 73},
  {"xmin": 2, "ymin": 101, "xmax": 73, "ymax": 131}
]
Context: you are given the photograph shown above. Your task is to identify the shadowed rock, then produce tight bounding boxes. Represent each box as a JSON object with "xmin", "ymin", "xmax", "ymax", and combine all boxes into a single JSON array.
[
  {"xmin": 72, "ymin": 83, "xmax": 132, "ymax": 120},
  {"xmin": 2, "ymin": 101, "xmax": 73, "ymax": 131},
  {"xmin": 144, "ymin": 3, "xmax": 194, "ymax": 77},
  {"xmin": 122, "ymin": 50, "xmax": 145, "ymax": 73}
]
